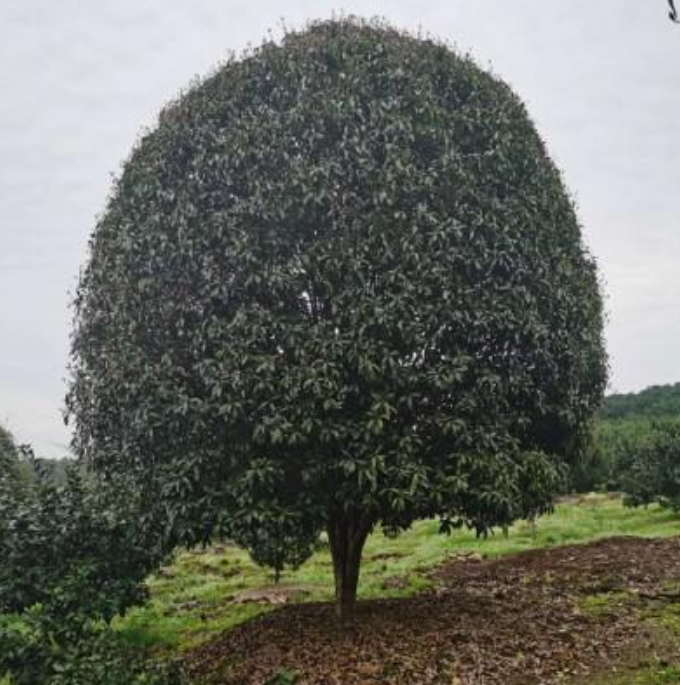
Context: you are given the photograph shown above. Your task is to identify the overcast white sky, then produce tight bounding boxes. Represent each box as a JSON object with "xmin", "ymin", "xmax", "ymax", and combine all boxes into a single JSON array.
[{"xmin": 1, "ymin": 0, "xmax": 679, "ymax": 457}]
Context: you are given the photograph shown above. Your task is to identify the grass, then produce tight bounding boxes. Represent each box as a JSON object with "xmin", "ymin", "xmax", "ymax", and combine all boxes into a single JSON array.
[
  {"xmin": 590, "ymin": 664, "xmax": 680, "ymax": 685},
  {"xmin": 578, "ymin": 594, "xmax": 680, "ymax": 683},
  {"xmin": 585, "ymin": 642, "xmax": 680, "ymax": 684},
  {"xmin": 578, "ymin": 572, "xmax": 680, "ymax": 684},
  {"xmin": 622, "ymin": 665, "xmax": 680, "ymax": 685},
  {"xmin": 625, "ymin": 601, "xmax": 680, "ymax": 685},
  {"xmin": 578, "ymin": 591, "xmax": 633, "ymax": 616},
  {"xmin": 116, "ymin": 494, "xmax": 680, "ymax": 654}
]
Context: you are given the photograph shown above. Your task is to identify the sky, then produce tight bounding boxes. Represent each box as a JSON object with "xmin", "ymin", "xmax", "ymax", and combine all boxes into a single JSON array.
[{"xmin": 1, "ymin": 0, "xmax": 679, "ymax": 457}]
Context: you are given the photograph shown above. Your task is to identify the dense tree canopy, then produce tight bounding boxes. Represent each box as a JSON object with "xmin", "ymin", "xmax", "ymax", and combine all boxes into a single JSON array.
[
  {"xmin": 68, "ymin": 18, "xmax": 607, "ymax": 618},
  {"xmin": 601, "ymin": 382, "xmax": 680, "ymax": 420},
  {"xmin": 572, "ymin": 382, "xmax": 680, "ymax": 493},
  {"xmin": 619, "ymin": 420, "xmax": 680, "ymax": 511}
]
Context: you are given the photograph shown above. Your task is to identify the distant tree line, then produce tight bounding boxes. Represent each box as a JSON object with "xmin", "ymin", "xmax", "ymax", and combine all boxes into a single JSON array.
[
  {"xmin": 572, "ymin": 383, "xmax": 680, "ymax": 507},
  {"xmin": 601, "ymin": 383, "xmax": 680, "ymax": 420}
]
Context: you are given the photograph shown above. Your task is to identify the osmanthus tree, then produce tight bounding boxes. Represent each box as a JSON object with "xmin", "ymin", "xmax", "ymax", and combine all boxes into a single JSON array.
[{"xmin": 68, "ymin": 18, "xmax": 607, "ymax": 621}]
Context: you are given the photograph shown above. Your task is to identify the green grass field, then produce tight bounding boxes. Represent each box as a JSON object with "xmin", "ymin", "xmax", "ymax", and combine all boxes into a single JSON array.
[{"xmin": 116, "ymin": 494, "xmax": 680, "ymax": 654}]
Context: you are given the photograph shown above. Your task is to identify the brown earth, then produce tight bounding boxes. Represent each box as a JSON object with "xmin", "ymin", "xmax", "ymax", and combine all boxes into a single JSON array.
[{"xmin": 182, "ymin": 536, "xmax": 680, "ymax": 685}]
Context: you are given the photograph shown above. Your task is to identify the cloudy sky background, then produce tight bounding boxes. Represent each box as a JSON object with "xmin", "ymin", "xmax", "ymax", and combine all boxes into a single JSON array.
[{"xmin": 1, "ymin": 0, "xmax": 679, "ymax": 457}]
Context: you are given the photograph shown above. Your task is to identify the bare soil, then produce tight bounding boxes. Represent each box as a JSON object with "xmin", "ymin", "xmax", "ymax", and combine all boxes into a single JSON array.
[{"xmin": 183, "ymin": 536, "xmax": 680, "ymax": 684}]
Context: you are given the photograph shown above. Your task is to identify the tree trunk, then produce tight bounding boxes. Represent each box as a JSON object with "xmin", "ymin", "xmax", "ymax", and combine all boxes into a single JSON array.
[
  {"xmin": 529, "ymin": 515, "xmax": 537, "ymax": 542},
  {"xmin": 327, "ymin": 514, "xmax": 371, "ymax": 625}
]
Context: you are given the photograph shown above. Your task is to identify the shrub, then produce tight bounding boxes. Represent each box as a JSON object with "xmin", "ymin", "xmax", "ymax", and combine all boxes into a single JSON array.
[
  {"xmin": 0, "ymin": 606, "xmax": 180, "ymax": 685},
  {"xmin": 0, "ymin": 455, "xmax": 174, "ymax": 684},
  {"xmin": 0, "ymin": 463, "xmax": 162, "ymax": 617}
]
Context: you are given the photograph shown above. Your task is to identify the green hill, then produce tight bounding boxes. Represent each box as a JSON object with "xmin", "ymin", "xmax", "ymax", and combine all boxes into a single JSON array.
[{"xmin": 602, "ymin": 382, "xmax": 680, "ymax": 420}]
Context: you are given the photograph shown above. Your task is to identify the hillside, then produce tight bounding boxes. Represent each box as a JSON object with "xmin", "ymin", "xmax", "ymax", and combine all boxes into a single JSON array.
[{"xmin": 602, "ymin": 382, "xmax": 680, "ymax": 419}]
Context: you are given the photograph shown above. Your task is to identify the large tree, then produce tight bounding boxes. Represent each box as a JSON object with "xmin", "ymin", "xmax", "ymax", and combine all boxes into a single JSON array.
[{"xmin": 68, "ymin": 19, "xmax": 607, "ymax": 620}]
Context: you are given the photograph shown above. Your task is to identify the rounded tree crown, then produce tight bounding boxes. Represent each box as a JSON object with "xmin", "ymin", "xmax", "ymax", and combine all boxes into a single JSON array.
[{"xmin": 70, "ymin": 18, "xmax": 606, "ymax": 546}]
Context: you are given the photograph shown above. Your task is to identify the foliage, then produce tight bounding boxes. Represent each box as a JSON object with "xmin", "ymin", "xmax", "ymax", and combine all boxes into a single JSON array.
[
  {"xmin": 0, "ymin": 453, "xmax": 174, "ymax": 684},
  {"xmin": 620, "ymin": 420, "xmax": 680, "ymax": 511},
  {"xmin": 0, "ymin": 427, "xmax": 32, "ymax": 497},
  {"xmin": 573, "ymin": 381, "xmax": 680, "ymax": 493},
  {"xmin": 571, "ymin": 417, "xmax": 654, "ymax": 492},
  {"xmin": 515, "ymin": 451, "xmax": 567, "ymax": 523},
  {"xmin": 0, "ymin": 607, "xmax": 179, "ymax": 685},
  {"xmin": 29, "ymin": 457, "xmax": 71, "ymax": 486},
  {"xmin": 602, "ymin": 382, "xmax": 680, "ymax": 420},
  {"xmin": 0, "ymin": 462, "xmax": 162, "ymax": 617},
  {"xmin": 0, "ymin": 425, "xmax": 17, "ymax": 466},
  {"xmin": 0, "ymin": 428, "xmax": 32, "ymax": 557},
  {"xmin": 0, "ymin": 426, "xmax": 20, "ymax": 505},
  {"xmin": 68, "ymin": 17, "xmax": 607, "ymax": 615},
  {"xmin": 230, "ymin": 509, "xmax": 319, "ymax": 582}
]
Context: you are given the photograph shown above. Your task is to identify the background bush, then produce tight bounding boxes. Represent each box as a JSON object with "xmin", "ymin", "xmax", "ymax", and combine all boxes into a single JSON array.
[
  {"xmin": 619, "ymin": 420, "xmax": 680, "ymax": 511},
  {"xmin": 0, "ymin": 434, "xmax": 177, "ymax": 684}
]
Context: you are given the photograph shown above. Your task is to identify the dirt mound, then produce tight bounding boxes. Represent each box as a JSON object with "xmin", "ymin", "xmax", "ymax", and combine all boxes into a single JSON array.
[{"xmin": 183, "ymin": 536, "xmax": 680, "ymax": 684}]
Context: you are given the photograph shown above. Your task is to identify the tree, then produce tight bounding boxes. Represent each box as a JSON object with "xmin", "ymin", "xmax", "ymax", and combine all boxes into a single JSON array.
[
  {"xmin": 620, "ymin": 420, "xmax": 680, "ymax": 511},
  {"xmin": 0, "ymin": 425, "xmax": 19, "ymax": 486},
  {"xmin": 0, "ymin": 425, "xmax": 33, "ymax": 510},
  {"xmin": 68, "ymin": 18, "xmax": 607, "ymax": 621},
  {"xmin": 570, "ymin": 383, "xmax": 680, "ymax": 494},
  {"xmin": 0, "ymin": 426, "xmax": 24, "ymax": 553}
]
